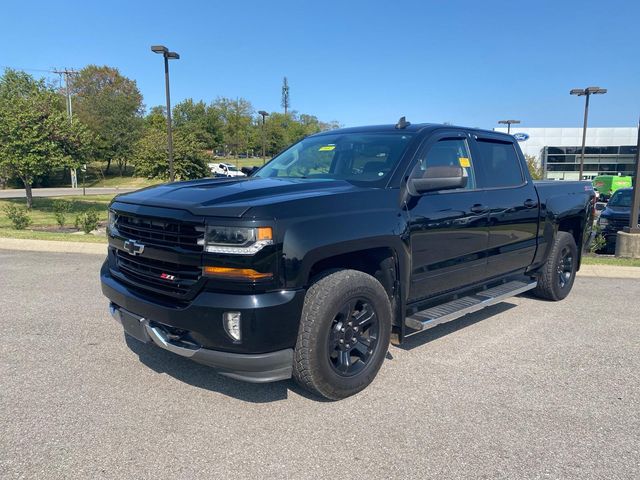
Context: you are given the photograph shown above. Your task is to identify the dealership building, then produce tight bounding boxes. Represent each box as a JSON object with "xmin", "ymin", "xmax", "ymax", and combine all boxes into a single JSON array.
[{"xmin": 493, "ymin": 127, "xmax": 638, "ymax": 180}]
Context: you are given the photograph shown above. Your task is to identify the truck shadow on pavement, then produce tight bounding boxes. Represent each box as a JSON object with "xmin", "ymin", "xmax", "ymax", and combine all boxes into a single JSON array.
[
  {"xmin": 123, "ymin": 301, "xmax": 517, "ymax": 402},
  {"xmin": 397, "ymin": 302, "xmax": 517, "ymax": 351},
  {"xmin": 124, "ymin": 336, "xmax": 321, "ymax": 403}
]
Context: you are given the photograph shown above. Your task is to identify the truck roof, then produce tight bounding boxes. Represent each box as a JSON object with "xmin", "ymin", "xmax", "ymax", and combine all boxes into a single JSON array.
[{"xmin": 310, "ymin": 122, "xmax": 512, "ymax": 140}]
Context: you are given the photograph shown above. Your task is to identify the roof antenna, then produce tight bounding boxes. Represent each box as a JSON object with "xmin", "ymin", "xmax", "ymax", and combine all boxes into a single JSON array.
[{"xmin": 395, "ymin": 116, "xmax": 410, "ymax": 129}]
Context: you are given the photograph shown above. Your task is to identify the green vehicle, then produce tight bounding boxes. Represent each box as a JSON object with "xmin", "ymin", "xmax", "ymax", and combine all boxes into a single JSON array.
[{"xmin": 593, "ymin": 175, "xmax": 632, "ymax": 201}]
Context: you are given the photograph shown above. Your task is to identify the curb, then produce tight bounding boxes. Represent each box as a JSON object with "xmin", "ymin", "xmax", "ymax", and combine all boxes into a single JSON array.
[
  {"xmin": 577, "ymin": 264, "xmax": 640, "ymax": 279},
  {"xmin": 0, "ymin": 237, "xmax": 106, "ymax": 255}
]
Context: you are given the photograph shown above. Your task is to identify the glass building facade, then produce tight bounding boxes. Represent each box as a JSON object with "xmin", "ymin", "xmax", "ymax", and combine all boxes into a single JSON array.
[
  {"xmin": 493, "ymin": 127, "xmax": 638, "ymax": 181},
  {"xmin": 544, "ymin": 145, "xmax": 638, "ymax": 180}
]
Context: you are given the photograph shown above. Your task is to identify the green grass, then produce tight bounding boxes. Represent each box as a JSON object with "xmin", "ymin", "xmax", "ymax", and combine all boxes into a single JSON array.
[
  {"xmin": 86, "ymin": 176, "xmax": 161, "ymax": 188},
  {"xmin": 582, "ymin": 255, "xmax": 640, "ymax": 267},
  {"xmin": 217, "ymin": 157, "xmax": 269, "ymax": 169},
  {"xmin": 0, "ymin": 195, "xmax": 114, "ymax": 242},
  {"xmin": 0, "ymin": 228, "xmax": 107, "ymax": 243}
]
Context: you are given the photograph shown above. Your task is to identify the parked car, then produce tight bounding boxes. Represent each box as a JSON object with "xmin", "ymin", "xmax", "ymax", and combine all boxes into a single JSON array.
[
  {"xmin": 208, "ymin": 162, "xmax": 246, "ymax": 177},
  {"xmin": 593, "ymin": 175, "xmax": 632, "ymax": 202},
  {"xmin": 102, "ymin": 120, "xmax": 595, "ymax": 400},
  {"xmin": 594, "ymin": 202, "xmax": 607, "ymax": 220},
  {"xmin": 597, "ymin": 188, "xmax": 639, "ymax": 253}
]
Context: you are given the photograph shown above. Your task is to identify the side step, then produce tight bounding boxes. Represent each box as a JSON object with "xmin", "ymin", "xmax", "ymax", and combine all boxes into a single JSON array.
[{"xmin": 405, "ymin": 280, "xmax": 537, "ymax": 334}]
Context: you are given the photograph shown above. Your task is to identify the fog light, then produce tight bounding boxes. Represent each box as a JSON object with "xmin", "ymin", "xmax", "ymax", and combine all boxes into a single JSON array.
[{"xmin": 223, "ymin": 312, "xmax": 242, "ymax": 342}]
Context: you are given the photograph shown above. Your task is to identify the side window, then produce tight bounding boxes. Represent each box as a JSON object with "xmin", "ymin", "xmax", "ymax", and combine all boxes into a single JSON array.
[
  {"xmin": 476, "ymin": 139, "xmax": 524, "ymax": 188},
  {"xmin": 410, "ymin": 138, "xmax": 476, "ymax": 190}
]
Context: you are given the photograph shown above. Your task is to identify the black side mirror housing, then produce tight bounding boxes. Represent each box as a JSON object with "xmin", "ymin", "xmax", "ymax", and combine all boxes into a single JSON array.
[
  {"xmin": 408, "ymin": 166, "xmax": 467, "ymax": 195},
  {"xmin": 241, "ymin": 166, "xmax": 260, "ymax": 176}
]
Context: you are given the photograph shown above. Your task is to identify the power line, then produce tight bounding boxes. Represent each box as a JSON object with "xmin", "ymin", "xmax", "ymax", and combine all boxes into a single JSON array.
[{"xmin": 0, "ymin": 65, "xmax": 58, "ymax": 74}]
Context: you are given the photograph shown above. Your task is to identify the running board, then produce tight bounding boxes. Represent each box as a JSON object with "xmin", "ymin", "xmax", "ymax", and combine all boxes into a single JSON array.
[{"xmin": 405, "ymin": 280, "xmax": 537, "ymax": 334}]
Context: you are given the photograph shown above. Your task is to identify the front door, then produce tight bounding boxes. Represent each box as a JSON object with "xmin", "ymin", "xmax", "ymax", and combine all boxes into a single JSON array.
[{"xmin": 406, "ymin": 132, "xmax": 489, "ymax": 302}]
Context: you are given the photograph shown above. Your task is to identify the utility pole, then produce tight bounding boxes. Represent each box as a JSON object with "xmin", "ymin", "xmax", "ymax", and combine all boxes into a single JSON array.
[
  {"xmin": 281, "ymin": 77, "xmax": 290, "ymax": 115},
  {"xmin": 53, "ymin": 68, "xmax": 79, "ymax": 190},
  {"xmin": 258, "ymin": 110, "xmax": 269, "ymax": 164}
]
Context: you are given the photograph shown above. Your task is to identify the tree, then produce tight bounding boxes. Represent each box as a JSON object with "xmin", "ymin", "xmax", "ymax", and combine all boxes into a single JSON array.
[
  {"xmin": 173, "ymin": 98, "xmax": 224, "ymax": 150},
  {"xmin": 526, "ymin": 154, "xmax": 543, "ymax": 180},
  {"xmin": 0, "ymin": 69, "xmax": 91, "ymax": 208},
  {"xmin": 132, "ymin": 114, "xmax": 208, "ymax": 180},
  {"xmin": 70, "ymin": 65, "xmax": 144, "ymax": 174},
  {"xmin": 213, "ymin": 97, "xmax": 254, "ymax": 157},
  {"xmin": 261, "ymin": 111, "xmax": 339, "ymax": 156}
]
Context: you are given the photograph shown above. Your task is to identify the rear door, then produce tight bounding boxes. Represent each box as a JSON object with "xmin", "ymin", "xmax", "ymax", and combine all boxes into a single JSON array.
[
  {"xmin": 470, "ymin": 134, "xmax": 539, "ymax": 277},
  {"xmin": 406, "ymin": 131, "xmax": 490, "ymax": 302}
]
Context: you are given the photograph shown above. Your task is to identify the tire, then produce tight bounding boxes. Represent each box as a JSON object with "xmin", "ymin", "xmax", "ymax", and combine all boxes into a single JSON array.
[
  {"xmin": 293, "ymin": 269, "xmax": 392, "ymax": 400},
  {"xmin": 532, "ymin": 231, "xmax": 578, "ymax": 301}
]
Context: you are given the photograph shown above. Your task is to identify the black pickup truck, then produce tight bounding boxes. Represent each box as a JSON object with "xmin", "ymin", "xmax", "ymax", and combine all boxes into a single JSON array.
[{"xmin": 101, "ymin": 120, "xmax": 595, "ymax": 400}]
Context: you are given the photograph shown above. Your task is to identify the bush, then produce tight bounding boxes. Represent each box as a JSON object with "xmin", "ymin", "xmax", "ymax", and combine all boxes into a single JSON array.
[
  {"xmin": 3, "ymin": 204, "xmax": 32, "ymax": 230},
  {"xmin": 53, "ymin": 200, "xmax": 72, "ymax": 228},
  {"xmin": 589, "ymin": 224, "xmax": 607, "ymax": 253},
  {"xmin": 75, "ymin": 209, "xmax": 99, "ymax": 234}
]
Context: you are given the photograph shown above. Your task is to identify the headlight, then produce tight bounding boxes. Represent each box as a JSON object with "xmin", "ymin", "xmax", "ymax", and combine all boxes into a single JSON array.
[
  {"xmin": 202, "ymin": 225, "xmax": 273, "ymax": 255},
  {"xmin": 108, "ymin": 209, "xmax": 117, "ymax": 233},
  {"xmin": 598, "ymin": 217, "xmax": 609, "ymax": 228}
]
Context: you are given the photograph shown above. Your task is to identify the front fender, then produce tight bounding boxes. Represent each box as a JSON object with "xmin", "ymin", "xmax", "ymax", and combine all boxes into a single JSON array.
[{"xmin": 280, "ymin": 209, "xmax": 410, "ymax": 291}]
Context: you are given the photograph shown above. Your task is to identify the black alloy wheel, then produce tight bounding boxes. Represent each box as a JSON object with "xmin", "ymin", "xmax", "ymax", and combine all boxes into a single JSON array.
[{"xmin": 327, "ymin": 298, "xmax": 380, "ymax": 377}]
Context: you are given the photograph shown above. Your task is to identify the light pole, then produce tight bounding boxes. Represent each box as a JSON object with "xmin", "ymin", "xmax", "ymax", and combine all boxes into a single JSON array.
[
  {"xmin": 258, "ymin": 110, "xmax": 269, "ymax": 164},
  {"xmin": 151, "ymin": 45, "xmax": 180, "ymax": 182},
  {"xmin": 570, "ymin": 86, "xmax": 607, "ymax": 181},
  {"xmin": 498, "ymin": 119, "xmax": 520, "ymax": 134}
]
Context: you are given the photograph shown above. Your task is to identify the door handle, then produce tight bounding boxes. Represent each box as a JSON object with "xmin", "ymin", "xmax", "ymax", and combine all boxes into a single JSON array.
[
  {"xmin": 524, "ymin": 199, "xmax": 538, "ymax": 209},
  {"xmin": 470, "ymin": 204, "xmax": 489, "ymax": 214}
]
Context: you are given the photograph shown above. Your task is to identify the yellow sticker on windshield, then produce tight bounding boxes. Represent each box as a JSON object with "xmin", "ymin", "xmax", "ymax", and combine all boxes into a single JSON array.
[
  {"xmin": 458, "ymin": 157, "xmax": 471, "ymax": 168},
  {"xmin": 319, "ymin": 145, "xmax": 335, "ymax": 151}
]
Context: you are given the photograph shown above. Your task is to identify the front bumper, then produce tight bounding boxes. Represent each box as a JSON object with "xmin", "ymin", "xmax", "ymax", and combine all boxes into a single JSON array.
[
  {"xmin": 101, "ymin": 261, "xmax": 305, "ymax": 383},
  {"xmin": 110, "ymin": 304, "xmax": 293, "ymax": 382}
]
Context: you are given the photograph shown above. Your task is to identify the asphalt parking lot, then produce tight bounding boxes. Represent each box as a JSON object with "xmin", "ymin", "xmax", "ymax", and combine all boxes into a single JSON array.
[{"xmin": 1, "ymin": 250, "xmax": 638, "ymax": 479}]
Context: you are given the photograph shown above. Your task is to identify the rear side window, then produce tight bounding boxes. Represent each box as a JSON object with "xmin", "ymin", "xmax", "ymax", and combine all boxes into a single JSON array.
[{"xmin": 476, "ymin": 139, "xmax": 524, "ymax": 188}]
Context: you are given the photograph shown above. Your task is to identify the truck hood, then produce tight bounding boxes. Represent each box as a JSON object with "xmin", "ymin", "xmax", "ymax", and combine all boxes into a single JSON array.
[
  {"xmin": 602, "ymin": 205, "xmax": 631, "ymax": 219},
  {"xmin": 114, "ymin": 177, "xmax": 369, "ymax": 218}
]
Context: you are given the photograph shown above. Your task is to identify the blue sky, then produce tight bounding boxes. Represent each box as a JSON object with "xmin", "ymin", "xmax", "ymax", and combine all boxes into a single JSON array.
[{"xmin": 2, "ymin": 0, "xmax": 638, "ymax": 129}]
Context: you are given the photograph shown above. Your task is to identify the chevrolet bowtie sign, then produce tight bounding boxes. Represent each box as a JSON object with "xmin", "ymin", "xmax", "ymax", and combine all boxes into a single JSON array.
[{"xmin": 123, "ymin": 239, "xmax": 145, "ymax": 256}]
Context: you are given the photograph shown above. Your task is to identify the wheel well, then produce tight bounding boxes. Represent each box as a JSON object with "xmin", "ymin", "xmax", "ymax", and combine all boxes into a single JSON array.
[
  {"xmin": 308, "ymin": 248, "xmax": 398, "ymax": 299},
  {"xmin": 558, "ymin": 216, "xmax": 582, "ymax": 248}
]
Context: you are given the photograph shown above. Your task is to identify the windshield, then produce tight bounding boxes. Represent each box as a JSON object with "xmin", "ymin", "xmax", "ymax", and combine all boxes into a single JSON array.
[
  {"xmin": 254, "ymin": 132, "xmax": 415, "ymax": 184},
  {"xmin": 608, "ymin": 190, "xmax": 632, "ymax": 207},
  {"xmin": 226, "ymin": 165, "xmax": 239, "ymax": 171}
]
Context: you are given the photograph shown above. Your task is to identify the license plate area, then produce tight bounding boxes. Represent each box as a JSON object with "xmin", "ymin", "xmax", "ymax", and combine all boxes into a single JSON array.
[{"xmin": 120, "ymin": 309, "xmax": 151, "ymax": 343}]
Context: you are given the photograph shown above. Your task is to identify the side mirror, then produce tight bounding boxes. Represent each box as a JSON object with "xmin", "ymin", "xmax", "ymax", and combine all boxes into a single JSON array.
[{"xmin": 409, "ymin": 166, "xmax": 467, "ymax": 194}]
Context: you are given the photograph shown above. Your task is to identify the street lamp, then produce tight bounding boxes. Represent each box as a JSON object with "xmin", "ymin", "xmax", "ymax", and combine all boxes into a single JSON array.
[
  {"xmin": 151, "ymin": 45, "xmax": 180, "ymax": 182},
  {"xmin": 498, "ymin": 119, "xmax": 520, "ymax": 134},
  {"xmin": 258, "ymin": 110, "xmax": 269, "ymax": 164},
  {"xmin": 570, "ymin": 86, "xmax": 607, "ymax": 181}
]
